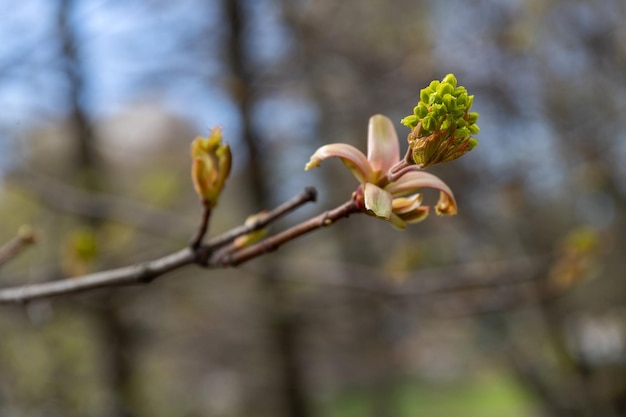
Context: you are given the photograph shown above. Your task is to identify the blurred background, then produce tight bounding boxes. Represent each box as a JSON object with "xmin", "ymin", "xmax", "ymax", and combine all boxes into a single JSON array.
[{"xmin": 0, "ymin": 0, "xmax": 625, "ymax": 416}]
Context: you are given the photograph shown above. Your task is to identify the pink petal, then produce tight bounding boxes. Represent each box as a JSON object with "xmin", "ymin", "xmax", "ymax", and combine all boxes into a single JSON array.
[
  {"xmin": 305, "ymin": 143, "xmax": 373, "ymax": 183},
  {"xmin": 392, "ymin": 194, "xmax": 423, "ymax": 214},
  {"xmin": 385, "ymin": 171, "xmax": 457, "ymax": 215},
  {"xmin": 363, "ymin": 183, "xmax": 393, "ymax": 219},
  {"xmin": 367, "ymin": 115, "xmax": 400, "ymax": 175}
]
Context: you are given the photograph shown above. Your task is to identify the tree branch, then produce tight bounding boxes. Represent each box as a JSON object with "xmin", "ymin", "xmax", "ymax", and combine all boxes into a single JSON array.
[
  {"xmin": 210, "ymin": 199, "xmax": 359, "ymax": 267},
  {"xmin": 204, "ymin": 186, "xmax": 317, "ymax": 250},
  {"xmin": 0, "ymin": 226, "xmax": 37, "ymax": 267},
  {"xmin": 0, "ymin": 187, "xmax": 323, "ymax": 304},
  {"xmin": 0, "ymin": 248, "xmax": 195, "ymax": 304}
]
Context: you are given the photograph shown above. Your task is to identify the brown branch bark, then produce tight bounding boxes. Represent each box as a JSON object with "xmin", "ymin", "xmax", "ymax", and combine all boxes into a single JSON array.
[
  {"xmin": 189, "ymin": 202, "xmax": 212, "ymax": 249},
  {"xmin": 210, "ymin": 199, "xmax": 359, "ymax": 267},
  {"xmin": 0, "ymin": 247, "xmax": 195, "ymax": 304}
]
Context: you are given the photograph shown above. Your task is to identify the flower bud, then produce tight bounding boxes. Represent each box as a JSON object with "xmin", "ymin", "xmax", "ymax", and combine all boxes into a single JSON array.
[
  {"xmin": 436, "ymin": 82, "xmax": 454, "ymax": 97},
  {"xmin": 191, "ymin": 127, "xmax": 232, "ymax": 207},
  {"xmin": 401, "ymin": 74, "xmax": 480, "ymax": 168},
  {"xmin": 400, "ymin": 115, "xmax": 418, "ymax": 128},
  {"xmin": 414, "ymin": 103, "xmax": 429, "ymax": 118},
  {"xmin": 441, "ymin": 73, "xmax": 457, "ymax": 88}
]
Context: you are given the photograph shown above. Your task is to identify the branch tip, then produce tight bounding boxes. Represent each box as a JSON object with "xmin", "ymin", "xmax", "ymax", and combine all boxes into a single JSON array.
[{"xmin": 304, "ymin": 186, "xmax": 318, "ymax": 203}]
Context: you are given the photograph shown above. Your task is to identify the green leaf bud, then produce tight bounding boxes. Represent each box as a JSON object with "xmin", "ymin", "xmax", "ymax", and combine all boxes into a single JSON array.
[
  {"xmin": 420, "ymin": 88, "xmax": 430, "ymax": 103},
  {"xmin": 468, "ymin": 112, "xmax": 479, "ymax": 124},
  {"xmin": 400, "ymin": 115, "xmax": 418, "ymax": 127},
  {"xmin": 414, "ymin": 103, "xmax": 429, "ymax": 118},
  {"xmin": 428, "ymin": 80, "xmax": 440, "ymax": 90},
  {"xmin": 453, "ymin": 86, "xmax": 466, "ymax": 97},
  {"xmin": 468, "ymin": 124, "xmax": 480, "ymax": 134},
  {"xmin": 451, "ymin": 109, "xmax": 465, "ymax": 120},
  {"xmin": 467, "ymin": 95, "xmax": 474, "ymax": 109},
  {"xmin": 422, "ymin": 115, "xmax": 436, "ymax": 132},
  {"xmin": 456, "ymin": 92, "xmax": 467, "ymax": 107},
  {"xmin": 442, "ymin": 73, "xmax": 457, "ymax": 88},
  {"xmin": 432, "ymin": 103, "xmax": 446, "ymax": 117},
  {"xmin": 442, "ymin": 94, "xmax": 455, "ymax": 111},
  {"xmin": 455, "ymin": 127, "xmax": 470, "ymax": 139},
  {"xmin": 436, "ymin": 82, "xmax": 454, "ymax": 97}
]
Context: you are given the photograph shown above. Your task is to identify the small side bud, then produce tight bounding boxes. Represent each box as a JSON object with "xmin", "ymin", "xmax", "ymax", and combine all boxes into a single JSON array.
[{"xmin": 234, "ymin": 212, "xmax": 269, "ymax": 249}]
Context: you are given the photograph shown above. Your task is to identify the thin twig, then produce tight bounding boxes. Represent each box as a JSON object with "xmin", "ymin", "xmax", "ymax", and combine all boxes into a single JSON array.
[
  {"xmin": 211, "ymin": 199, "xmax": 359, "ymax": 267},
  {"xmin": 190, "ymin": 202, "xmax": 212, "ymax": 249},
  {"xmin": 0, "ymin": 226, "xmax": 37, "ymax": 267}
]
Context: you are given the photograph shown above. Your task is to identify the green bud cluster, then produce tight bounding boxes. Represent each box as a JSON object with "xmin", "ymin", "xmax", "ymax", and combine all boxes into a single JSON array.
[{"xmin": 400, "ymin": 74, "xmax": 480, "ymax": 168}]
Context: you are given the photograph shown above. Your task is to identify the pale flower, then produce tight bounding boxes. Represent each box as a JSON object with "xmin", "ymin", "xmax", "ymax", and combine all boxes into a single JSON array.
[{"xmin": 305, "ymin": 114, "xmax": 457, "ymax": 229}]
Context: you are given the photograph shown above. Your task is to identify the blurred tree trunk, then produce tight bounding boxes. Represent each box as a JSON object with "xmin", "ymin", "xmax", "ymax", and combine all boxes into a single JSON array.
[
  {"xmin": 58, "ymin": 1, "xmax": 138, "ymax": 416},
  {"xmin": 280, "ymin": 4, "xmax": 401, "ymax": 415},
  {"xmin": 223, "ymin": 1, "xmax": 310, "ymax": 416}
]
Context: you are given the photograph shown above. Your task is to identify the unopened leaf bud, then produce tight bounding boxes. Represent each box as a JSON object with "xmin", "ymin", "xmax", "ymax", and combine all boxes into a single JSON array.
[
  {"xmin": 455, "ymin": 127, "xmax": 470, "ymax": 139},
  {"xmin": 421, "ymin": 115, "xmax": 436, "ymax": 133},
  {"xmin": 442, "ymin": 73, "xmax": 457, "ymax": 88},
  {"xmin": 400, "ymin": 115, "xmax": 418, "ymax": 128},
  {"xmin": 436, "ymin": 82, "xmax": 454, "ymax": 97},
  {"xmin": 191, "ymin": 127, "xmax": 232, "ymax": 208},
  {"xmin": 414, "ymin": 103, "xmax": 429, "ymax": 118}
]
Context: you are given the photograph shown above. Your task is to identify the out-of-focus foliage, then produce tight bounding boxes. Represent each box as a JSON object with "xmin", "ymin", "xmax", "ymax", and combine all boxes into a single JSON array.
[{"xmin": 1, "ymin": 0, "xmax": 625, "ymax": 416}]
